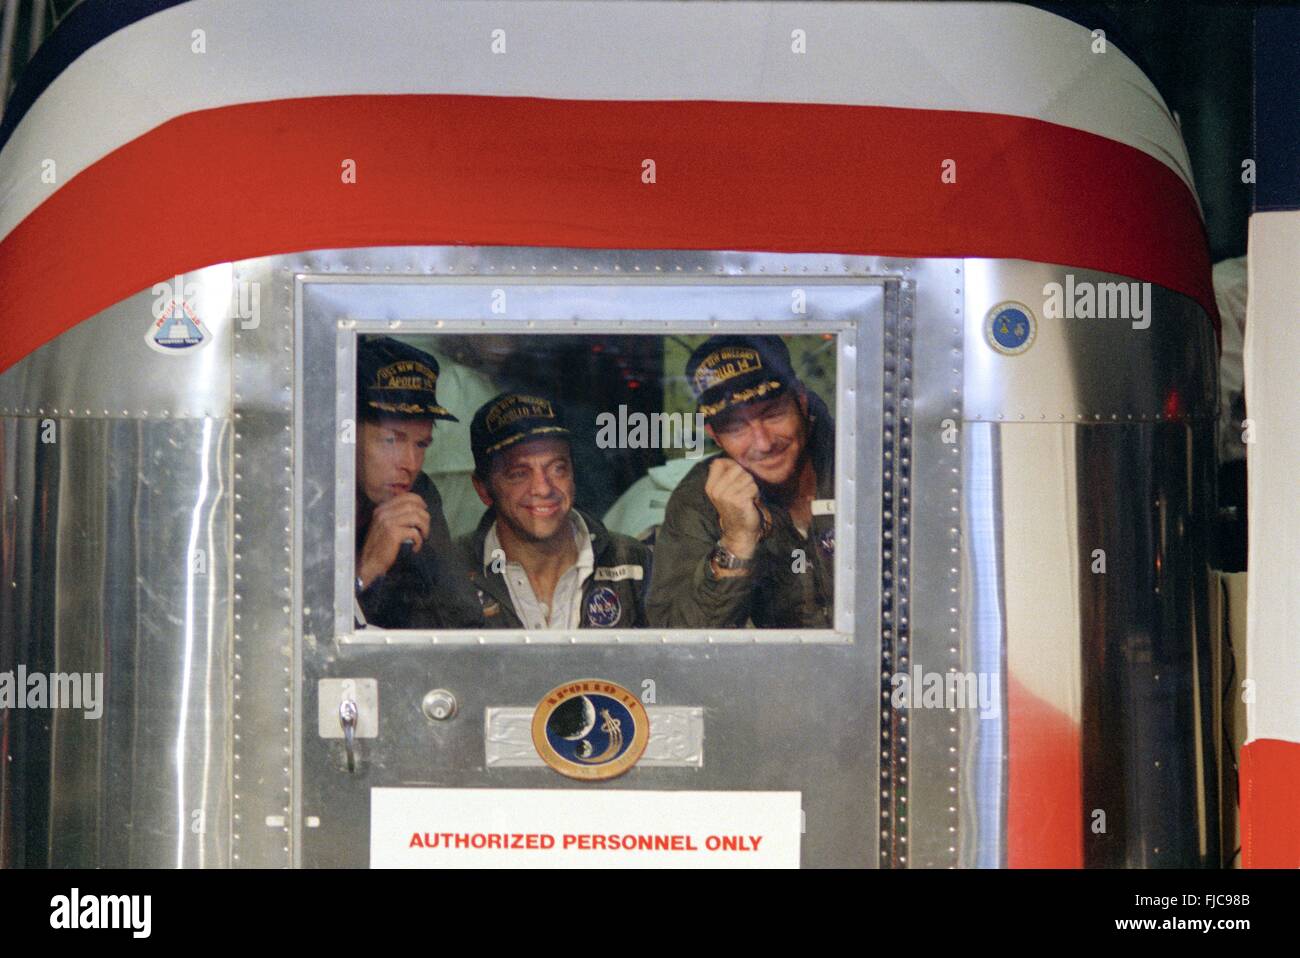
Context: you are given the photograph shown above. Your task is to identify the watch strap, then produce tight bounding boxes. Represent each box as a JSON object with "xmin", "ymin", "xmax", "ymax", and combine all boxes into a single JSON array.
[{"xmin": 711, "ymin": 540, "xmax": 755, "ymax": 570}]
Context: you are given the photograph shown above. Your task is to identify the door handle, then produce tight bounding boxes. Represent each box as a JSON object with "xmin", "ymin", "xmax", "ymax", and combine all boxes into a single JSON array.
[{"xmin": 339, "ymin": 697, "xmax": 359, "ymax": 772}]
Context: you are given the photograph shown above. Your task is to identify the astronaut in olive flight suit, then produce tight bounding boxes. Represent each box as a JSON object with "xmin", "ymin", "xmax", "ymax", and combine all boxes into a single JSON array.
[{"xmin": 646, "ymin": 335, "xmax": 835, "ymax": 629}]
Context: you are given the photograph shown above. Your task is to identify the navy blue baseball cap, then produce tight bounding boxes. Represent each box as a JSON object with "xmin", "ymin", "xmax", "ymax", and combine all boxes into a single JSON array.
[
  {"xmin": 357, "ymin": 336, "xmax": 458, "ymax": 422},
  {"xmin": 470, "ymin": 393, "xmax": 572, "ymax": 477},
  {"xmin": 686, "ymin": 335, "xmax": 798, "ymax": 421}
]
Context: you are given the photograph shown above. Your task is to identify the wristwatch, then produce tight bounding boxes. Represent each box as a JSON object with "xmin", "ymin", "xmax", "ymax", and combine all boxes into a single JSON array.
[{"xmin": 710, "ymin": 540, "xmax": 755, "ymax": 571}]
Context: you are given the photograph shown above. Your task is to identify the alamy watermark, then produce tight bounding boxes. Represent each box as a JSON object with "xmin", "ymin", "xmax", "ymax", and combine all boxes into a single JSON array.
[
  {"xmin": 595, "ymin": 406, "xmax": 708, "ymax": 458},
  {"xmin": 1043, "ymin": 274, "xmax": 1151, "ymax": 329},
  {"xmin": 50, "ymin": 888, "xmax": 151, "ymax": 938},
  {"xmin": 0, "ymin": 667, "xmax": 103, "ymax": 719},
  {"xmin": 890, "ymin": 666, "xmax": 1000, "ymax": 719}
]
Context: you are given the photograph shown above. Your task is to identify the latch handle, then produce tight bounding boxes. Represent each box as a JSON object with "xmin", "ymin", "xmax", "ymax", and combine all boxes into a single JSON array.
[{"xmin": 339, "ymin": 698, "xmax": 359, "ymax": 772}]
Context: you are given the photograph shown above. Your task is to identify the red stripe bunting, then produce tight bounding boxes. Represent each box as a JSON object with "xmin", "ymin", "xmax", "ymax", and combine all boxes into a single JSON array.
[
  {"xmin": 1007, "ymin": 677, "xmax": 1083, "ymax": 868},
  {"xmin": 1241, "ymin": 738, "xmax": 1300, "ymax": 868},
  {"xmin": 0, "ymin": 94, "xmax": 1215, "ymax": 370}
]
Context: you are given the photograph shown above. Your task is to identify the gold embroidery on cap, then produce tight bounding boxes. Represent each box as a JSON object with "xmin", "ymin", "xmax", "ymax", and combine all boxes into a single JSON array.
[
  {"xmin": 375, "ymin": 360, "xmax": 438, "ymax": 392},
  {"xmin": 369, "ymin": 400, "xmax": 452, "ymax": 416},
  {"xmin": 698, "ymin": 379, "xmax": 784, "ymax": 417},
  {"xmin": 484, "ymin": 425, "xmax": 568, "ymax": 456},
  {"xmin": 692, "ymin": 347, "xmax": 762, "ymax": 394},
  {"xmin": 485, "ymin": 395, "xmax": 555, "ymax": 432}
]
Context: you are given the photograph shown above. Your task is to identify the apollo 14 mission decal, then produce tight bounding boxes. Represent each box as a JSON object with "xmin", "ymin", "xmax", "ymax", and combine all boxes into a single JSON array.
[{"xmin": 531, "ymin": 680, "xmax": 649, "ymax": 781}]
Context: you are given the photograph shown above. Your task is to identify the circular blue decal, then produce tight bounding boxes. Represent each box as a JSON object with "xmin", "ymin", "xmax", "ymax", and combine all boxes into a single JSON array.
[
  {"xmin": 532, "ymin": 679, "xmax": 650, "ymax": 780},
  {"xmin": 544, "ymin": 691, "xmax": 637, "ymax": 764},
  {"xmin": 985, "ymin": 302, "xmax": 1036, "ymax": 355}
]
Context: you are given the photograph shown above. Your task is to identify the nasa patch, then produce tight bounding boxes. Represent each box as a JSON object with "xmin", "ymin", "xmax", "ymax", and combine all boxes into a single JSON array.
[
  {"xmin": 584, "ymin": 586, "xmax": 622, "ymax": 627},
  {"xmin": 984, "ymin": 301, "xmax": 1036, "ymax": 356},
  {"xmin": 531, "ymin": 679, "xmax": 650, "ymax": 780}
]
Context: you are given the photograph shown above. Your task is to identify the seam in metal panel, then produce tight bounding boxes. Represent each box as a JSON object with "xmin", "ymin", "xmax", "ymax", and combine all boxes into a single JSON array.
[
  {"xmin": 880, "ymin": 278, "xmax": 909, "ymax": 867},
  {"xmin": 231, "ymin": 262, "xmax": 294, "ymax": 867},
  {"xmin": 941, "ymin": 273, "xmax": 963, "ymax": 868}
]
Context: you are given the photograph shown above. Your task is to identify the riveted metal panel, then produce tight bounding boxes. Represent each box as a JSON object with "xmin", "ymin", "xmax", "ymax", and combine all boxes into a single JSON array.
[
  {"xmin": 963, "ymin": 260, "xmax": 1216, "ymax": 423},
  {"xmin": 290, "ymin": 246, "xmax": 892, "ymax": 868},
  {"xmin": 230, "ymin": 257, "xmax": 295, "ymax": 867},
  {"xmin": 0, "ymin": 415, "xmax": 232, "ymax": 867},
  {"xmin": 0, "ymin": 265, "xmax": 234, "ymax": 421}
]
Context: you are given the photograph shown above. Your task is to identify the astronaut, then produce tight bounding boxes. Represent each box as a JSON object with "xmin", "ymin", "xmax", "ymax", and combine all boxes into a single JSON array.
[
  {"xmin": 646, "ymin": 335, "xmax": 836, "ymax": 628},
  {"xmin": 353, "ymin": 336, "xmax": 483, "ymax": 629},
  {"xmin": 460, "ymin": 392, "xmax": 652, "ymax": 629}
]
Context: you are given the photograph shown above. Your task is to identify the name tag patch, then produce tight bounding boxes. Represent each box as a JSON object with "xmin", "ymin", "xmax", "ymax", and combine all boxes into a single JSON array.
[{"xmin": 594, "ymin": 565, "xmax": 644, "ymax": 582}]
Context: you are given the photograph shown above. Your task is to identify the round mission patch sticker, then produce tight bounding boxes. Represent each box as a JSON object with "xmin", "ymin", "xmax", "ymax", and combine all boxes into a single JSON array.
[
  {"xmin": 984, "ymin": 301, "xmax": 1037, "ymax": 355},
  {"xmin": 531, "ymin": 679, "xmax": 650, "ymax": 781}
]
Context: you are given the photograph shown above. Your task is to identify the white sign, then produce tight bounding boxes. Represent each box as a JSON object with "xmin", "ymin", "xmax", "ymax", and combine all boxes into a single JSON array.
[{"xmin": 371, "ymin": 788, "xmax": 801, "ymax": 868}]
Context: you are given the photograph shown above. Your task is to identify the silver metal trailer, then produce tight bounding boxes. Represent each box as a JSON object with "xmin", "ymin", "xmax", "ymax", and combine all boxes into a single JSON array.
[{"xmin": 0, "ymin": 245, "xmax": 1219, "ymax": 867}]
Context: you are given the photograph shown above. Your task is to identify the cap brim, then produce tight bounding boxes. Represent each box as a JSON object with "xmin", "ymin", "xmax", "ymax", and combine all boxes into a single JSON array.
[
  {"xmin": 366, "ymin": 399, "xmax": 459, "ymax": 422},
  {"xmin": 483, "ymin": 425, "xmax": 571, "ymax": 457}
]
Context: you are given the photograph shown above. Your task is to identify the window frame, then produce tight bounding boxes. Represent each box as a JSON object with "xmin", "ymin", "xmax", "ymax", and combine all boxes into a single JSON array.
[{"xmin": 305, "ymin": 277, "xmax": 882, "ymax": 646}]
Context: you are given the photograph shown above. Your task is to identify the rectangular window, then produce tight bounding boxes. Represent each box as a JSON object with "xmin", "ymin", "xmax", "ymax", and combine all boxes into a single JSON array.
[{"xmin": 312, "ymin": 280, "xmax": 880, "ymax": 643}]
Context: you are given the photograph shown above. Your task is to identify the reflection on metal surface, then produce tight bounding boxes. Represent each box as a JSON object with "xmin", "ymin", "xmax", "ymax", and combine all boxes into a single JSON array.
[
  {"xmin": 963, "ymin": 259, "xmax": 1216, "ymax": 423},
  {"xmin": 953, "ymin": 257, "xmax": 1218, "ymax": 869},
  {"xmin": 959, "ymin": 420, "xmax": 1218, "ymax": 867},
  {"xmin": 485, "ymin": 706, "xmax": 704, "ymax": 768},
  {"xmin": 174, "ymin": 416, "xmax": 219, "ymax": 867},
  {"xmin": 959, "ymin": 423, "xmax": 1007, "ymax": 869},
  {"xmin": 0, "ymin": 416, "xmax": 232, "ymax": 867},
  {"xmin": 1074, "ymin": 422, "xmax": 1219, "ymax": 866}
]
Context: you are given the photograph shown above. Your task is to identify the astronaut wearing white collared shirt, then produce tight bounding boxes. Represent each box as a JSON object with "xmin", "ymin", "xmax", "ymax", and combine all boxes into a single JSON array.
[
  {"xmin": 459, "ymin": 393, "xmax": 652, "ymax": 630},
  {"xmin": 482, "ymin": 510, "xmax": 596, "ymax": 629}
]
